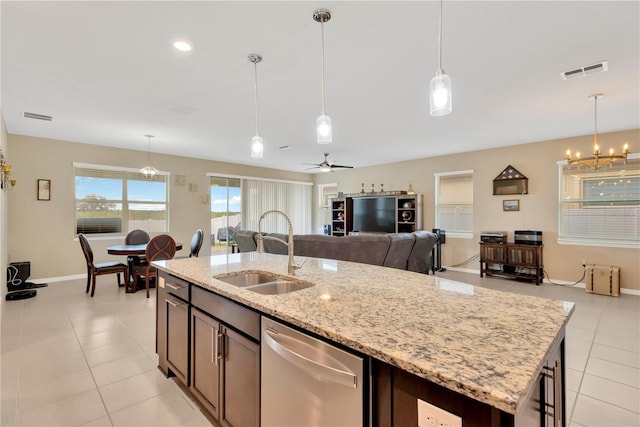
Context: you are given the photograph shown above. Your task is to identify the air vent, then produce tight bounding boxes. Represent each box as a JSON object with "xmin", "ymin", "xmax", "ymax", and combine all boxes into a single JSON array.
[
  {"xmin": 561, "ymin": 61, "xmax": 608, "ymax": 80},
  {"xmin": 23, "ymin": 112, "xmax": 52, "ymax": 121}
]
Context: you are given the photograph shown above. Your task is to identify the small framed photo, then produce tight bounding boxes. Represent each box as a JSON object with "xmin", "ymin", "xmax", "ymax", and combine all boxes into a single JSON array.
[
  {"xmin": 503, "ymin": 199, "xmax": 519, "ymax": 212},
  {"xmin": 37, "ymin": 179, "xmax": 51, "ymax": 201}
]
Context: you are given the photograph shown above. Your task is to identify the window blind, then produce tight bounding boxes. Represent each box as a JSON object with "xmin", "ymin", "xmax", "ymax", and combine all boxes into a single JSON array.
[
  {"xmin": 74, "ymin": 164, "xmax": 169, "ymax": 235},
  {"xmin": 558, "ymin": 158, "xmax": 639, "ymax": 247},
  {"xmin": 241, "ymin": 179, "xmax": 312, "ymax": 234},
  {"xmin": 435, "ymin": 171, "xmax": 474, "ymax": 236}
]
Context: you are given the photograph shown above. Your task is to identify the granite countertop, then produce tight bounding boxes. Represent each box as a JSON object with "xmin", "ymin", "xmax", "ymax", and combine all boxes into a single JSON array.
[{"xmin": 154, "ymin": 252, "xmax": 574, "ymax": 414}]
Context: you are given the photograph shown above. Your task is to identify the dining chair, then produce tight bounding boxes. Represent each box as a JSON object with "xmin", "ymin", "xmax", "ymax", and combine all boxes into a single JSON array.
[
  {"xmin": 78, "ymin": 233, "xmax": 129, "ymax": 297},
  {"xmin": 132, "ymin": 234, "xmax": 176, "ymax": 298},
  {"xmin": 122, "ymin": 229, "xmax": 151, "ymax": 286}
]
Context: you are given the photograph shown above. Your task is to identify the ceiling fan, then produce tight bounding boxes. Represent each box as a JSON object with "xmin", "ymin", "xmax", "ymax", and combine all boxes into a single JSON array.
[{"xmin": 304, "ymin": 153, "xmax": 354, "ymax": 172}]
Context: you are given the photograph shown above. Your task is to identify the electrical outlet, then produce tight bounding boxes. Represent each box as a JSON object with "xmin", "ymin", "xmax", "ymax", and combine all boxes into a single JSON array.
[{"xmin": 418, "ymin": 399, "xmax": 462, "ymax": 427}]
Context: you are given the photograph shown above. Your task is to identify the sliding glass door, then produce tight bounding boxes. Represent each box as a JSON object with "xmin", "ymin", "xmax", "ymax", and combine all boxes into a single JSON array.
[{"xmin": 210, "ymin": 177, "xmax": 241, "ymax": 255}]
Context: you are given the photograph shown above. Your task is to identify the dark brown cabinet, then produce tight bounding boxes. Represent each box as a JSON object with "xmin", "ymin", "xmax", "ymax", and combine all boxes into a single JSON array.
[
  {"xmin": 157, "ymin": 271, "xmax": 261, "ymax": 427},
  {"xmin": 331, "ymin": 199, "xmax": 350, "ymax": 236},
  {"xmin": 191, "ymin": 308, "xmax": 221, "ymax": 418},
  {"xmin": 190, "ymin": 285, "xmax": 261, "ymax": 427},
  {"xmin": 480, "ymin": 243, "xmax": 544, "ymax": 284},
  {"xmin": 219, "ymin": 326, "xmax": 260, "ymax": 427},
  {"xmin": 166, "ymin": 295, "xmax": 189, "ymax": 384}
]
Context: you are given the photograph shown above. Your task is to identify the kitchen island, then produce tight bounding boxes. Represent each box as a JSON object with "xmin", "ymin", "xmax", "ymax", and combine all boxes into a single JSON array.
[{"xmin": 154, "ymin": 252, "xmax": 574, "ymax": 427}]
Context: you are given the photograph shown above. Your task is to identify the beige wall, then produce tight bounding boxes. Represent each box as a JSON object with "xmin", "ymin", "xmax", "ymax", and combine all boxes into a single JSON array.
[
  {"xmin": 7, "ymin": 134, "xmax": 310, "ymax": 280},
  {"xmin": 312, "ymin": 129, "xmax": 640, "ymax": 291},
  {"xmin": 7, "ymin": 130, "xmax": 640, "ymax": 291},
  {"xmin": 1, "ymin": 114, "xmax": 8, "ymax": 297}
]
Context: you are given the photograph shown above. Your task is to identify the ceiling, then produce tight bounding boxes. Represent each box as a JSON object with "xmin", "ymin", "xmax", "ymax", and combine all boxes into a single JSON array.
[{"xmin": 2, "ymin": 1, "xmax": 639, "ymax": 173}]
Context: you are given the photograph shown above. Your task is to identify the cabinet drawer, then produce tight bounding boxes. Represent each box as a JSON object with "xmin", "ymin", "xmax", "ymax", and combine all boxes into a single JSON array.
[
  {"xmin": 162, "ymin": 273, "xmax": 189, "ymax": 301},
  {"xmin": 192, "ymin": 285, "xmax": 260, "ymax": 341}
]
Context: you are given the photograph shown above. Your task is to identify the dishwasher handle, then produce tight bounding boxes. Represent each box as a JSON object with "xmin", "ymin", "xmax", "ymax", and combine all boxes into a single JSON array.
[{"xmin": 264, "ymin": 328, "xmax": 357, "ymax": 388}]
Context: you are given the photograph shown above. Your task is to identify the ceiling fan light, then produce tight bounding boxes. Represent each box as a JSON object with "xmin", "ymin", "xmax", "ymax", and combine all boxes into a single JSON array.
[
  {"xmin": 317, "ymin": 114, "xmax": 332, "ymax": 144},
  {"xmin": 320, "ymin": 164, "xmax": 332, "ymax": 173},
  {"xmin": 251, "ymin": 135, "xmax": 264, "ymax": 159},
  {"xmin": 430, "ymin": 72, "xmax": 452, "ymax": 116}
]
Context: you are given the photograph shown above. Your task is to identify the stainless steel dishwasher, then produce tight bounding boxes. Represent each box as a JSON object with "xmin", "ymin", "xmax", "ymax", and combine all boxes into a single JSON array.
[{"xmin": 261, "ymin": 317, "xmax": 364, "ymax": 427}]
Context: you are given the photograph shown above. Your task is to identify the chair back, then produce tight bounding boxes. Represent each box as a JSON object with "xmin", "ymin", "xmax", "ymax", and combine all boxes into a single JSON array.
[
  {"xmin": 125, "ymin": 229, "xmax": 150, "ymax": 245},
  {"xmin": 78, "ymin": 234, "xmax": 94, "ymax": 266},
  {"xmin": 145, "ymin": 234, "xmax": 177, "ymax": 262},
  {"xmin": 189, "ymin": 229, "xmax": 204, "ymax": 257}
]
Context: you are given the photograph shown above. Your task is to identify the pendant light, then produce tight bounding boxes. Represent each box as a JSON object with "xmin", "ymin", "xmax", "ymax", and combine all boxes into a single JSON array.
[
  {"xmin": 140, "ymin": 134, "xmax": 159, "ymax": 180},
  {"xmin": 314, "ymin": 9, "xmax": 332, "ymax": 144},
  {"xmin": 248, "ymin": 53, "xmax": 264, "ymax": 158},
  {"xmin": 430, "ymin": 0, "xmax": 452, "ymax": 116}
]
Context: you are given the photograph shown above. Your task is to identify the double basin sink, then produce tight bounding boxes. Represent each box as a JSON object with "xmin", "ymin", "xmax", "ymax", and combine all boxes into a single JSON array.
[{"xmin": 215, "ymin": 272, "xmax": 314, "ymax": 295}]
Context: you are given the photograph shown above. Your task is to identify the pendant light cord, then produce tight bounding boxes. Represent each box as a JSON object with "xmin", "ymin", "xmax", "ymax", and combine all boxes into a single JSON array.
[
  {"xmin": 593, "ymin": 95, "xmax": 598, "ymax": 146},
  {"xmin": 438, "ymin": 0, "xmax": 443, "ymax": 73},
  {"xmin": 253, "ymin": 61, "xmax": 260, "ymax": 135},
  {"xmin": 147, "ymin": 136, "xmax": 152, "ymax": 165},
  {"xmin": 321, "ymin": 20, "xmax": 326, "ymax": 114}
]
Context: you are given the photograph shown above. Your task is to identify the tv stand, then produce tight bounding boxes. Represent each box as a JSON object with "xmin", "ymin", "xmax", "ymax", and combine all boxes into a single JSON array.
[{"xmin": 331, "ymin": 192, "xmax": 423, "ymax": 236}]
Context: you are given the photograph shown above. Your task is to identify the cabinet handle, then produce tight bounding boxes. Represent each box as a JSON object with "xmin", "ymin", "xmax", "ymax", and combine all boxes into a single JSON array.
[
  {"xmin": 211, "ymin": 328, "xmax": 218, "ymax": 366},
  {"xmin": 217, "ymin": 330, "xmax": 224, "ymax": 363},
  {"xmin": 553, "ymin": 363, "xmax": 562, "ymax": 427},
  {"xmin": 166, "ymin": 283, "xmax": 182, "ymax": 290},
  {"xmin": 165, "ymin": 298, "xmax": 178, "ymax": 307}
]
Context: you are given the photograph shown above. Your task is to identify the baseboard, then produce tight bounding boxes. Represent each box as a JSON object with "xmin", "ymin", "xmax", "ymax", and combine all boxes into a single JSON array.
[
  {"xmin": 29, "ymin": 274, "xmax": 85, "ymax": 284},
  {"xmin": 442, "ymin": 266, "xmax": 640, "ymax": 295}
]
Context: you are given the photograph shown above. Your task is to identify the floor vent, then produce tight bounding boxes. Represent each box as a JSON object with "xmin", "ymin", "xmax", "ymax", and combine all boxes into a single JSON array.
[
  {"xmin": 23, "ymin": 111, "xmax": 53, "ymax": 121},
  {"xmin": 560, "ymin": 61, "xmax": 608, "ymax": 80}
]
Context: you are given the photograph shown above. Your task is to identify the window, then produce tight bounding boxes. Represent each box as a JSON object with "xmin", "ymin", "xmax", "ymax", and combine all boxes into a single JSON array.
[
  {"xmin": 558, "ymin": 157, "xmax": 639, "ymax": 247},
  {"xmin": 241, "ymin": 178, "xmax": 312, "ymax": 234},
  {"xmin": 74, "ymin": 163, "xmax": 169, "ymax": 235},
  {"xmin": 435, "ymin": 170, "xmax": 474, "ymax": 238},
  {"xmin": 209, "ymin": 174, "xmax": 312, "ymax": 236}
]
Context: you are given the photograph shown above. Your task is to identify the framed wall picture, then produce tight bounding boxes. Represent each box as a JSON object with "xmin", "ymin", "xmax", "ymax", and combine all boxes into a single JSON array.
[
  {"xmin": 503, "ymin": 199, "xmax": 519, "ymax": 212},
  {"xmin": 37, "ymin": 179, "xmax": 51, "ymax": 201}
]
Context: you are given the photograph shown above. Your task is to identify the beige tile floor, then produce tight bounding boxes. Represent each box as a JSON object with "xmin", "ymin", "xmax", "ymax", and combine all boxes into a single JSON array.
[{"xmin": 1, "ymin": 269, "xmax": 638, "ymax": 426}]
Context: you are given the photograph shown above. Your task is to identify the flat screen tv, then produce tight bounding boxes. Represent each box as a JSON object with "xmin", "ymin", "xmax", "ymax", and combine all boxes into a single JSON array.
[{"xmin": 352, "ymin": 197, "xmax": 396, "ymax": 233}]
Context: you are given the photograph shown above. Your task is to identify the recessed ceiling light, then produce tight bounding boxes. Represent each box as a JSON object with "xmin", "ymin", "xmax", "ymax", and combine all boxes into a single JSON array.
[{"xmin": 173, "ymin": 41, "xmax": 192, "ymax": 52}]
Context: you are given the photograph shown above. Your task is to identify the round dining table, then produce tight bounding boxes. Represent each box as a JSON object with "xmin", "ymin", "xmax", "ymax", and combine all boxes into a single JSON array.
[
  {"xmin": 107, "ymin": 243, "xmax": 183, "ymax": 255},
  {"xmin": 107, "ymin": 242, "xmax": 183, "ymax": 293}
]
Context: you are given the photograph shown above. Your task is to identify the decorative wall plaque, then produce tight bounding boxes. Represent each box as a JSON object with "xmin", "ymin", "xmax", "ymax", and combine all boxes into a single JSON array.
[{"xmin": 493, "ymin": 165, "xmax": 528, "ymax": 195}]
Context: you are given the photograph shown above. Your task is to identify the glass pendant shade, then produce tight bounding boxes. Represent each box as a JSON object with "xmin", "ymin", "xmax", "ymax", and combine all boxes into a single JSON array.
[
  {"xmin": 251, "ymin": 135, "xmax": 264, "ymax": 158},
  {"xmin": 317, "ymin": 114, "xmax": 332, "ymax": 144},
  {"xmin": 430, "ymin": 71, "xmax": 452, "ymax": 116},
  {"xmin": 141, "ymin": 165, "xmax": 159, "ymax": 179}
]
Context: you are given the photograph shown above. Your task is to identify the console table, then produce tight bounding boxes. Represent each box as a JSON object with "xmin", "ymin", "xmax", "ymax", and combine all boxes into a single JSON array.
[{"xmin": 479, "ymin": 242, "xmax": 544, "ymax": 284}]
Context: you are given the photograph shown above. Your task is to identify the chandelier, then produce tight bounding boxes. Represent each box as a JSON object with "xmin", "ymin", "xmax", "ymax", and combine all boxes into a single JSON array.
[
  {"xmin": 140, "ymin": 134, "xmax": 159, "ymax": 180},
  {"xmin": 566, "ymin": 94, "xmax": 629, "ymax": 170}
]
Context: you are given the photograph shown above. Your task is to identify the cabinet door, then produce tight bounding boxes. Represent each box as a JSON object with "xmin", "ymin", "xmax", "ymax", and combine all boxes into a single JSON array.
[
  {"xmin": 166, "ymin": 296, "xmax": 189, "ymax": 385},
  {"xmin": 220, "ymin": 326, "xmax": 260, "ymax": 427},
  {"xmin": 156, "ymin": 276, "xmax": 168, "ymax": 375},
  {"xmin": 543, "ymin": 341, "xmax": 564, "ymax": 427},
  {"xmin": 191, "ymin": 309, "xmax": 221, "ymax": 420}
]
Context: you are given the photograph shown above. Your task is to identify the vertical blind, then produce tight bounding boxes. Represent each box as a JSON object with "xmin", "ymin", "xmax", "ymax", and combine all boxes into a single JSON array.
[
  {"xmin": 435, "ymin": 171, "xmax": 474, "ymax": 236},
  {"xmin": 74, "ymin": 163, "xmax": 169, "ymax": 235},
  {"xmin": 558, "ymin": 157, "xmax": 639, "ymax": 247},
  {"xmin": 241, "ymin": 178, "xmax": 312, "ymax": 234}
]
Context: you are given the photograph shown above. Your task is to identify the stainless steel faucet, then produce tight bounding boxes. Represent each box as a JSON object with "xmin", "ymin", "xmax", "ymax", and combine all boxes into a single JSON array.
[{"xmin": 257, "ymin": 210, "xmax": 302, "ymax": 275}]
